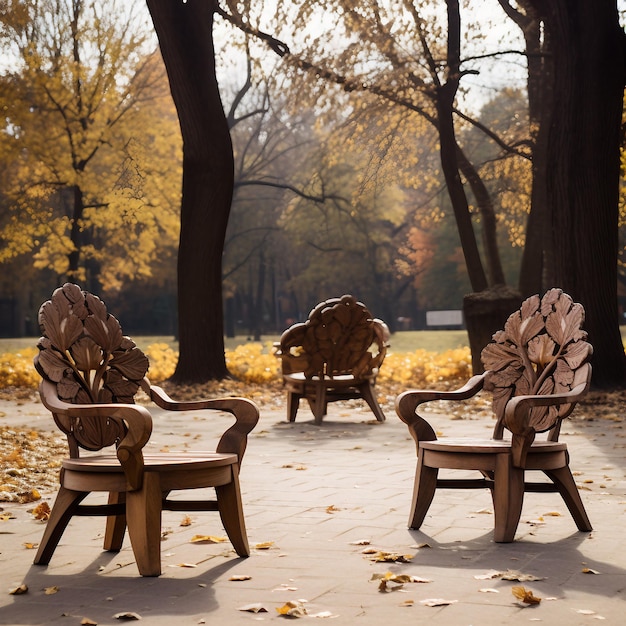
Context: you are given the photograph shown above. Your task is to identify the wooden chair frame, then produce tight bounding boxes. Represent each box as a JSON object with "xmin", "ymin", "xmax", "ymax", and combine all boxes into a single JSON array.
[
  {"xmin": 395, "ymin": 289, "xmax": 593, "ymax": 542},
  {"xmin": 33, "ymin": 284, "xmax": 259, "ymax": 576},
  {"xmin": 275, "ymin": 295, "xmax": 390, "ymax": 424}
]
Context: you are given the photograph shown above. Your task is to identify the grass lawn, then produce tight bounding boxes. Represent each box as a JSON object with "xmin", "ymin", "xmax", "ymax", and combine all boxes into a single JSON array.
[
  {"xmin": 2, "ymin": 327, "xmax": 624, "ymax": 355},
  {"xmin": 0, "ymin": 330, "xmax": 470, "ymax": 355}
]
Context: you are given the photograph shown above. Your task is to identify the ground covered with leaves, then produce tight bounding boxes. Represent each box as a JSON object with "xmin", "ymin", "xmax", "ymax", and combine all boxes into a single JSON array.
[{"xmin": 1, "ymin": 376, "xmax": 624, "ymax": 506}]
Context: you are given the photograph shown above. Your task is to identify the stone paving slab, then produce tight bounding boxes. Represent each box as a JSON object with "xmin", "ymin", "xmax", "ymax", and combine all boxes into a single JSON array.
[{"xmin": 0, "ymin": 396, "xmax": 625, "ymax": 625}]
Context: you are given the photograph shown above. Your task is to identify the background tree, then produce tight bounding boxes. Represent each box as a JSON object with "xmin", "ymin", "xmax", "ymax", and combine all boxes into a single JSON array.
[
  {"xmin": 146, "ymin": 0, "xmax": 235, "ymax": 382},
  {"xmin": 525, "ymin": 0, "xmax": 626, "ymax": 387},
  {"xmin": 0, "ymin": 0, "xmax": 177, "ymax": 291}
]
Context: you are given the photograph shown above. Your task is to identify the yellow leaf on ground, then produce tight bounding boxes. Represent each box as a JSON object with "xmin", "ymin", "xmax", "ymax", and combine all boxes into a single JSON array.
[
  {"xmin": 512, "ymin": 586, "xmax": 541, "ymax": 604},
  {"xmin": 44, "ymin": 586, "xmax": 59, "ymax": 595},
  {"xmin": 370, "ymin": 551, "xmax": 413, "ymax": 563},
  {"xmin": 180, "ymin": 515, "xmax": 193, "ymax": 527},
  {"xmin": 30, "ymin": 502, "xmax": 51, "ymax": 521},
  {"xmin": 9, "ymin": 584, "xmax": 28, "ymax": 595},
  {"xmin": 254, "ymin": 541, "xmax": 275, "ymax": 550},
  {"xmin": 190, "ymin": 535, "xmax": 226, "ymax": 544},
  {"xmin": 229, "ymin": 575, "xmax": 252, "ymax": 581},
  {"xmin": 276, "ymin": 600, "xmax": 307, "ymax": 617}
]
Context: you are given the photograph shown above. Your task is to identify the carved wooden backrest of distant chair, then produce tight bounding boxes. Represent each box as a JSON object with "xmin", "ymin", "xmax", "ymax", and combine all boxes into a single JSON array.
[
  {"xmin": 33, "ymin": 283, "xmax": 259, "ymax": 576},
  {"xmin": 395, "ymin": 288, "xmax": 593, "ymax": 542},
  {"xmin": 275, "ymin": 295, "xmax": 390, "ymax": 424}
]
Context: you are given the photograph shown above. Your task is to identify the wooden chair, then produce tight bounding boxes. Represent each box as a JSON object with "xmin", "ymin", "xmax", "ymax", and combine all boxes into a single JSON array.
[
  {"xmin": 395, "ymin": 289, "xmax": 593, "ymax": 542},
  {"xmin": 33, "ymin": 284, "xmax": 259, "ymax": 576},
  {"xmin": 274, "ymin": 295, "xmax": 390, "ymax": 424}
]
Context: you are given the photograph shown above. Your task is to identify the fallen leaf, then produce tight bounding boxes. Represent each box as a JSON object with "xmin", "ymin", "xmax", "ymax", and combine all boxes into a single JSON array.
[
  {"xmin": 512, "ymin": 586, "xmax": 541, "ymax": 605},
  {"xmin": 170, "ymin": 563, "xmax": 197, "ymax": 568},
  {"xmin": 9, "ymin": 584, "xmax": 28, "ymax": 595},
  {"xmin": 369, "ymin": 551, "xmax": 413, "ymax": 563},
  {"xmin": 349, "ymin": 539, "xmax": 371, "ymax": 545},
  {"xmin": 372, "ymin": 571, "xmax": 432, "ymax": 592},
  {"xmin": 229, "ymin": 575, "xmax": 252, "ymax": 581},
  {"xmin": 31, "ymin": 502, "xmax": 51, "ymax": 521},
  {"xmin": 44, "ymin": 586, "xmax": 59, "ymax": 595},
  {"xmin": 180, "ymin": 515, "xmax": 193, "ymax": 527},
  {"xmin": 409, "ymin": 542, "xmax": 431, "ymax": 549},
  {"xmin": 113, "ymin": 612, "xmax": 142, "ymax": 620},
  {"xmin": 189, "ymin": 535, "xmax": 226, "ymax": 544},
  {"xmin": 238, "ymin": 603, "xmax": 268, "ymax": 613},
  {"xmin": 0, "ymin": 512, "xmax": 16, "ymax": 521},
  {"xmin": 254, "ymin": 541, "xmax": 275, "ymax": 550},
  {"xmin": 23, "ymin": 542, "xmax": 38, "ymax": 549},
  {"xmin": 400, "ymin": 599, "xmax": 414, "ymax": 607},
  {"xmin": 81, "ymin": 618, "xmax": 98, "ymax": 625},
  {"xmin": 582, "ymin": 568, "xmax": 601, "ymax": 574},
  {"xmin": 326, "ymin": 505, "xmax": 340, "ymax": 514},
  {"xmin": 501, "ymin": 570, "xmax": 545, "ymax": 582},
  {"xmin": 544, "ymin": 511, "xmax": 562, "ymax": 516},
  {"xmin": 276, "ymin": 600, "xmax": 308, "ymax": 617},
  {"xmin": 420, "ymin": 598, "xmax": 458, "ymax": 607}
]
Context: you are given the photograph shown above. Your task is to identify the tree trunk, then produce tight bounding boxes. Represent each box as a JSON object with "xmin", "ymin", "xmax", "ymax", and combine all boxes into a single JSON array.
[
  {"xmin": 535, "ymin": 0, "xmax": 626, "ymax": 387},
  {"xmin": 463, "ymin": 286, "xmax": 522, "ymax": 374},
  {"xmin": 510, "ymin": 0, "xmax": 554, "ymax": 297},
  {"xmin": 146, "ymin": 0, "xmax": 232, "ymax": 382}
]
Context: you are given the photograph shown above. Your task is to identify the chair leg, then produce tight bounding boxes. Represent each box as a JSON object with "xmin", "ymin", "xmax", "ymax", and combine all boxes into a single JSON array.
[
  {"xmin": 544, "ymin": 467, "xmax": 592, "ymax": 532},
  {"xmin": 216, "ymin": 467, "xmax": 250, "ymax": 557},
  {"xmin": 313, "ymin": 385, "xmax": 326, "ymax": 424},
  {"xmin": 287, "ymin": 391, "xmax": 300, "ymax": 422},
  {"xmin": 34, "ymin": 486, "xmax": 87, "ymax": 565},
  {"xmin": 493, "ymin": 453, "xmax": 525, "ymax": 542},
  {"xmin": 359, "ymin": 382, "xmax": 386, "ymax": 422},
  {"xmin": 125, "ymin": 472, "xmax": 163, "ymax": 577},
  {"xmin": 408, "ymin": 453, "xmax": 439, "ymax": 529},
  {"xmin": 103, "ymin": 491, "xmax": 127, "ymax": 552}
]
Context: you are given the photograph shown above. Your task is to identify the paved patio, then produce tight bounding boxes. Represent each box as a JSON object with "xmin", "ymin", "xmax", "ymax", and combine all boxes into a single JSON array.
[{"xmin": 1, "ymin": 394, "xmax": 625, "ymax": 625}]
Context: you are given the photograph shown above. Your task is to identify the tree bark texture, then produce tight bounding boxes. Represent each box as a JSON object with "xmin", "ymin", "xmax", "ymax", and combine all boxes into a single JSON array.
[
  {"xmin": 532, "ymin": 0, "xmax": 626, "ymax": 387},
  {"xmin": 146, "ymin": 0, "xmax": 232, "ymax": 381}
]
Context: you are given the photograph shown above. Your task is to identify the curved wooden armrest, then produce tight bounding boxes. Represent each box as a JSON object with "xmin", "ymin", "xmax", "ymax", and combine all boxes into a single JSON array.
[
  {"xmin": 505, "ymin": 365, "xmax": 591, "ymax": 468},
  {"xmin": 395, "ymin": 374, "xmax": 487, "ymax": 448},
  {"xmin": 39, "ymin": 380, "xmax": 152, "ymax": 490},
  {"xmin": 505, "ymin": 382, "xmax": 590, "ymax": 433},
  {"xmin": 147, "ymin": 384, "xmax": 260, "ymax": 464}
]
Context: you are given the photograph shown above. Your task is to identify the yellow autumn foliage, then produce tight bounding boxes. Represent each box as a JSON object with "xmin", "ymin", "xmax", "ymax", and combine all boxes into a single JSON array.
[{"xmin": 0, "ymin": 342, "xmax": 475, "ymax": 390}]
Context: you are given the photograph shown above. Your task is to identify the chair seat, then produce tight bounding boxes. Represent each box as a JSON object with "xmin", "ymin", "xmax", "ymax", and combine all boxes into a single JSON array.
[
  {"xmin": 420, "ymin": 438, "xmax": 567, "ymax": 454},
  {"xmin": 63, "ymin": 452, "xmax": 237, "ymax": 472}
]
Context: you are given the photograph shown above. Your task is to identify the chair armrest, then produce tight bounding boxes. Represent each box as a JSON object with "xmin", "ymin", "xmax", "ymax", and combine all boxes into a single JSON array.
[
  {"xmin": 504, "ymin": 366, "xmax": 591, "ymax": 467},
  {"xmin": 39, "ymin": 380, "xmax": 152, "ymax": 490},
  {"xmin": 395, "ymin": 374, "xmax": 486, "ymax": 448},
  {"xmin": 148, "ymin": 385, "xmax": 260, "ymax": 465}
]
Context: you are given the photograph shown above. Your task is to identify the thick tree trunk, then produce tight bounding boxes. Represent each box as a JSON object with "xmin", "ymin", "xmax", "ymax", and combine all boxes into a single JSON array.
[
  {"xmin": 536, "ymin": 0, "xmax": 626, "ymax": 387},
  {"xmin": 147, "ymin": 0, "xmax": 232, "ymax": 382}
]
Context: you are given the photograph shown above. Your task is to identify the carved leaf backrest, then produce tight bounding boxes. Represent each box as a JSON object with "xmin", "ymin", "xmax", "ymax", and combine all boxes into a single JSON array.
[
  {"xmin": 481, "ymin": 288, "xmax": 592, "ymax": 440},
  {"xmin": 34, "ymin": 283, "xmax": 149, "ymax": 454},
  {"xmin": 279, "ymin": 295, "xmax": 389, "ymax": 379}
]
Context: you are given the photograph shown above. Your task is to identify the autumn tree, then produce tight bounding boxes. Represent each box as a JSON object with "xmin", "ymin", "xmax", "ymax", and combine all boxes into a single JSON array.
[
  {"xmin": 523, "ymin": 0, "xmax": 626, "ymax": 387},
  {"xmin": 225, "ymin": 0, "xmax": 625, "ymax": 385},
  {"xmin": 145, "ymin": 0, "xmax": 236, "ymax": 381},
  {"xmin": 0, "ymin": 0, "xmax": 179, "ymax": 293}
]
